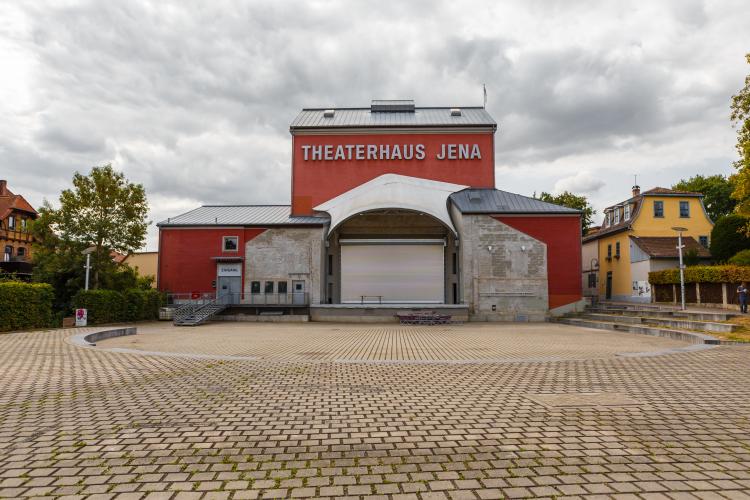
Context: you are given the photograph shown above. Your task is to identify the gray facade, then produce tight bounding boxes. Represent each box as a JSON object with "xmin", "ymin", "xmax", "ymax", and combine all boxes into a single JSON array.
[{"xmin": 451, "ymin": 206, "xmax": 549, "ymax": 321}]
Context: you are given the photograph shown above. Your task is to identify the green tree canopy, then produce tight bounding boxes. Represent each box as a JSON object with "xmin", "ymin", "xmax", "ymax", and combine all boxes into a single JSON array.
[
  {"xmin": 32, "ymin": 165, "xmax": 150, "ymax": 307},
  {"xmin": 710, "ymin": 214, "xmax": 750, "ymax": 262},
  {"xmin": 535, "ymin": 191, "xmax": 595, "ymax": 235},
  {"xmin": 672, "ymin": 174, "xmax": 736, "ymax": 222},
  {"xmin": 730, "ymin": 53, "xmax": 750, "ymax": 214}
]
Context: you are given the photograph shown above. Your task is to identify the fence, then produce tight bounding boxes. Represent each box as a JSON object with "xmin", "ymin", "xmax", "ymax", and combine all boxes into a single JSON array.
[
  {"xmin": 652, "ymin": 282, "xmax": 743, "ymax": 310},
  {"xmin": 166, "ymin": 291, "xmax": 310, "ymax": 306}
]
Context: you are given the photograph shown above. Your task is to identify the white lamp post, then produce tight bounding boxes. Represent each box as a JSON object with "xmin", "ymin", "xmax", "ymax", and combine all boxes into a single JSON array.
[
  {"xmin": 82, "ymin": 247, "xmax": 96, "ymax": 291},
  {"xmin": 671, "ymin": 227, "xmax": 688, "ymax": 310}
]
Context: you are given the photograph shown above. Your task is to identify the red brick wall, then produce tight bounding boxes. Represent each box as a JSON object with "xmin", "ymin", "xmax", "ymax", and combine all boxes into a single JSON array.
[
  {"xmin": 291, "ymin": 132, "xmax": 495, "ymax": 214},
  {"xmin": 158, "ymin": 227, "xmax": 266, "ymax": 294}
]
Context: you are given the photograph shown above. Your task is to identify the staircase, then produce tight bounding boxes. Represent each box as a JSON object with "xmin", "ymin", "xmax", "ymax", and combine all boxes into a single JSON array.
[
  {"xmin": 173, "ymin": 299, "xmax": 227, "ymax": 326},
  {"xmin": 557, "ymin": 302, "xmax": 740, "ymax": 344}
]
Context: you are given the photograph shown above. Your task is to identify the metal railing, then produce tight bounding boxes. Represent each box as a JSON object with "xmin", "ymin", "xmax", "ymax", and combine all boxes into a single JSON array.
[{"xmin": 166, "ymin": 292, "xmax": 310, "ymax": 306}]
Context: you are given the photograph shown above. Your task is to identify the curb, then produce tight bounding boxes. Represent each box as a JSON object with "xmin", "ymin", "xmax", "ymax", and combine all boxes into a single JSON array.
[{"xmin": 70, "ymin": 327, "xmax": 137, "ymax": 347}]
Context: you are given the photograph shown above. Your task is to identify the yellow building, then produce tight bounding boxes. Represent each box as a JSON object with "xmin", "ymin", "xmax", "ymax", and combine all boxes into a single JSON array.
[
  {"xmin": 121, "ymin": 251, "xmax": 159, "ymax": 288},
  {"xmin": 582, "ymin": 186, "xmax": 713, "ymax": 302}
]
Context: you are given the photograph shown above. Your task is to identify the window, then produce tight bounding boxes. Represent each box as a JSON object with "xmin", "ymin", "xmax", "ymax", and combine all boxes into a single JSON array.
[
  {"xmin": 653, "ymin": 200, "xmax": 664, "ymax": 217},
  {"xmin": 7, "ymin": 216, "xmax": 15, "ymax": 230},
  {"xmin": 604, "ymin": 212, "xmax": 610, "ymax": 227},
  {"xmin": 16, "ymin": 247, "xmax": 25, "ymax": 257},
  {"xmin": 21, "ymin": 218, "xmax": 27, "ymax": 231},
  {"xmin": 328, "ymin": 254, "xmax": 333, "ymax": 275},
  {"xmin": 699, "ymin": 236, "xmax": 709, "ymax": 248},
  {"xmin": 222, "ymin": 236, "xmax": 238, "ymax": 251},
  {"xmin": 614, "ymin": 209, "xmax": 620, "ymax": 225},
  {"xmin": 607, "ymin": 244, "xmax": 612, "ymax": 258},
  {"xmin": 278, "ymin": 281, "xmax": 288, "ymax": 294},
  {"xmin": 264, "ymin": 281, "xmax": 274, "ymax": 294},
  {"xmin": 679, "ymin": 201, "xmax": 690, "ymax": 218},
  {"xmin": 3, "ymin": 246, "xmax": 12, "ymax": 262},
  {"xmin": 250, "ymin": 281, "xmax": 261, "ymax": 294},
  {"xmin": 624, "ymin": 204, "xmax": 631, "ymax": 221},
  {"xmin": 615, "ymin": 241, "xmax": 620, "ymax": 258},
  {"xmin": 452, "ymin": 253, "xmax": 457, "ymax": 274}
]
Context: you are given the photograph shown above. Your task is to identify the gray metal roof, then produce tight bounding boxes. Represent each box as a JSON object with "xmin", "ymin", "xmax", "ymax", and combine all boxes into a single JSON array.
[
  {"xmin": 290, "ymin": 107, "xmax": 497, "ymax": 130},
  {"xmin": 158, "ymin": 205, "xmax": 328, "ymax": 227},
  {"xmin": 450, "ymin": 189, "xmax": 582, "ymax": 214}
]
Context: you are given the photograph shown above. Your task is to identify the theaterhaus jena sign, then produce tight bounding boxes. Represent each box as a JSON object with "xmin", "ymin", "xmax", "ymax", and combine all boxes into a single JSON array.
[{"xmin": 301, "ymin": 143, "xmax": 483, "ymax": 161}]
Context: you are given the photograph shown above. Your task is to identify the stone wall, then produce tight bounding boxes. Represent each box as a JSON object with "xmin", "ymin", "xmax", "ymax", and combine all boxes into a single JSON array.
[
  {"xmin": 244, "ymin": 227, "xmax": 326, "ymax": 304},
  {"xmin": 453, "ymin": 207, "xmax": 548, "ymax": 321}
]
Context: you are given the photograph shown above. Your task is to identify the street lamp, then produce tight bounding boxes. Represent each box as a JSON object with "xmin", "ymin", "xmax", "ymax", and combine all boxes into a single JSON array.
[
  {"xmin": 671, "ymin": 227, "xmax": 688, "ymax": 310},
  {"xmin": 82, "ymin": 247, "xmax": 96, "ymax": 291}
]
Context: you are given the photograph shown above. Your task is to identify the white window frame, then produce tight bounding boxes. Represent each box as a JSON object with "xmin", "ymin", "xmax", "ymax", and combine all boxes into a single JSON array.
[
  {"xmin": 605, "ymin": 212, "xmax": 610, "ymax": 227},
  {"xmin": 7, "ymin": 215, "xmax": 15, "ymax": 230},
  {"xmin": 222, "ymin": 235, "xmax": 239, "ymax": 252},
  {"xmin": 624, "ymin": 204, "xmax": 631, "ymax": 221},
  {"xmin": 614, "ymin": 208, "xmax": 620, "ymax": 225}
]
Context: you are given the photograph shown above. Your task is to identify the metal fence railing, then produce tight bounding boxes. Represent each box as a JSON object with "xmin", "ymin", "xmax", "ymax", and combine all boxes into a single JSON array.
[{"xmin": 165, "ymin": 292, "xmax": 310, "ymax": 307}]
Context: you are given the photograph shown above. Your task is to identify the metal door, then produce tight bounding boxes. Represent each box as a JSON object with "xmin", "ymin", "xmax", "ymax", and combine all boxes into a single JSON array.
[
  {"xmin": 605, "ymin": 272, "xmax": 612, "ymax": 300},
  {"xmin": 217, "ymin": 276, "xmax": 241, "ymax": 304},
  {"xmin": 292, "ymin": 280, "xmax": 305, "ymax": 305}
]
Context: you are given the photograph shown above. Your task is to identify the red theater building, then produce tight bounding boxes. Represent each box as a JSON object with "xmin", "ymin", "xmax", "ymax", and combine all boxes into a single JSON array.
[{"xmin": 158, "ymin": 100, "xmax": 583, "ymax": 321}]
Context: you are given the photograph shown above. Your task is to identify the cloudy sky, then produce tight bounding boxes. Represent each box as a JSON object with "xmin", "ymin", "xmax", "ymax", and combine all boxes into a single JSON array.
[{"xmin": 1, "ymin": 0, "xmax": 749, "ymax": 250}]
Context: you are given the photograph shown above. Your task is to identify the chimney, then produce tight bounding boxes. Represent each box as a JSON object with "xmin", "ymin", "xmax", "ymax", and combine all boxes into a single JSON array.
[
  {"xmin": 632, "ymin": 185, "xmax": 640, "ymax": 197},
  {"xmin": 0, "ymin": 180, "xmax": 6, "ymax": 195}
]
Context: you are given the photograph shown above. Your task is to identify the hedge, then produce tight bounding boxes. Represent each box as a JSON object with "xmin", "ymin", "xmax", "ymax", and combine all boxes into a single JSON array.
[
  {"xmin": 649, "ymin": 265, "xmax": 750, "ymax": 285},
  {"xmin": 0, "ymin": 282, "xmax": 54, "ymax": 332},
  {"xmin": 72, "ymin": 289, "xmax": 162, "ymax": 325}
]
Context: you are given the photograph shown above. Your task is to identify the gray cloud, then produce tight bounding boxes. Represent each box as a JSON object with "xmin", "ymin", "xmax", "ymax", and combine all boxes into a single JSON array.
[{"xmin": 1, "ymin": 0, "xmax": 748, "ymax": 248}]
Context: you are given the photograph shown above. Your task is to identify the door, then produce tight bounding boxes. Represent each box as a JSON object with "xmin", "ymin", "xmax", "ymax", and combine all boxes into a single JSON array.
[
  {"xmin": 292, "ymin": 280, "xmax": 306, "ymax": 304},
  {"xmin": 217, "ymin": 276, "xmax": 241, "ymax": 304},
  {"xmin": 605, "ymin": 272, "xmax": 613, "ymax": 300}
]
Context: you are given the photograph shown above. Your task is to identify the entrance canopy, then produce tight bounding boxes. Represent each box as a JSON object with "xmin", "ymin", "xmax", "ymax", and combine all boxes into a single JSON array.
[{"xmin": 314, "ymin": 174, "xmax": 467, "ymax": 235}]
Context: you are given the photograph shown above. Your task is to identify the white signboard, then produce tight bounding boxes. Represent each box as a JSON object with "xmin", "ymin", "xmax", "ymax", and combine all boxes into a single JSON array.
[
  {"xmin": 217, "ymin": 263, "xmax": 242, "ymax": 277},
  {"xmin": 75, "ymin": 308, "xmax": 87, "ymax": 327}
]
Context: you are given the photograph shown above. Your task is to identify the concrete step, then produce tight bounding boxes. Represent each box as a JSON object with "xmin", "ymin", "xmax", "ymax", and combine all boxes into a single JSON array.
[
  {"xmin": 579, "ymin": 313, "xmax": 738, "ymax": 333},
  {"xmin": 589, "ymin": 306, "xmax": 737, "ymax": 322},
  {"xmin": 557, "ymin": 317, "xmax": 720, "ymax": 345}
]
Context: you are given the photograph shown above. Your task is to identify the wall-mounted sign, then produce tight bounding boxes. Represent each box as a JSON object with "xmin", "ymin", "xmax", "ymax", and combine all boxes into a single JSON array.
[
  {"xmin": 300, "ymin": 143, "xmax": 482, "ymax": 161},
  {"xmin": 217, "ymin": 263, "xmax": 242, "ymax": 276}
]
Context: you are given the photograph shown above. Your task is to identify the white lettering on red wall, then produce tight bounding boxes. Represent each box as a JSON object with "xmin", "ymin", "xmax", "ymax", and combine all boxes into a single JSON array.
[{"xmin": 301, "ymin": 143, "xmax": 481, "ymax": 161}]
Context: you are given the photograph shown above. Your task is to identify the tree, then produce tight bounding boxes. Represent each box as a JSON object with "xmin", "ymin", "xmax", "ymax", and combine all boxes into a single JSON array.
[
  {"xmin": 730, "ymin": 53, "xmax": 750, "ymax": 215},
  {"xmin": 55, "ymin": 164, "xmax": 149, "ymax": 288},
  {"xmin": 32, "ymin": 165, "xmax": 149, "ymax": 305},
  {"xmin": 672, "ymin": 174, "xmax": 736, "ymax": 221},
  {"xmin": 710, "ymin": 214, "xmax": 750, "ymax": 262},
  {"xmin": 535, "ymin": 191, "xmax": 595, "ymax": 235},
  {"xmin": 729, "ymin": 249, "xmax": 750, "ymax": 266}
]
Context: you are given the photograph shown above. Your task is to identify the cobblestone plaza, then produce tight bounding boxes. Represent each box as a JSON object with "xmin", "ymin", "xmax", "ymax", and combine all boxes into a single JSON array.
[{"xmin": 2, "ymin": 323, "xmax": 750, "ymax": 499}]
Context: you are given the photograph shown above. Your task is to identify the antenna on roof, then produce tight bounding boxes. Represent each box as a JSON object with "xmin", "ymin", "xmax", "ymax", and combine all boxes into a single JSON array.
[{"xmin": 483, "ymin": 84, "xmax": 487, "ymax": 108}]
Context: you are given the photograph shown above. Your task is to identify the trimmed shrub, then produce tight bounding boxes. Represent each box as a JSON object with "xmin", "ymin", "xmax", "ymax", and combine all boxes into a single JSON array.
[
  {"xmin": 0, "ymin": 282, "xmax": 54, "ymax": 332},
  {"xmin": 649, "ymin": 265, "xmax": 750, "ymax": 285},
  {"xmin": 73, "ymin": 288, "xmax": 163, "ymax": 325},
  {"xmin": 729, "ymin": 249, "xmax": 750, "ymax": 266},
  {"xmin": 72, "ymin": 290, "xmax": 123, "ymax": 324},
  {"xmin": 710, "ymin": 214, "xmax": 750, "ymax": 262}
]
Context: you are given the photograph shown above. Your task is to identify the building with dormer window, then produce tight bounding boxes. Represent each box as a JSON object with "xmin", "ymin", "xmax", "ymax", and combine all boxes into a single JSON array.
[
  {"xmin": 0, "ymin": 180, "xmax": 38, "ymax": 279},
  {"xmin": 582, "ymin": 185, "xmax": 713, "ymax": 302}
]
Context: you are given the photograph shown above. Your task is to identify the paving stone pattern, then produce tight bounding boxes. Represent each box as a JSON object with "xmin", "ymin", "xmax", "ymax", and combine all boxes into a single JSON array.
[{"xmin": 1, "ymin": 323, "xmax": 750, "ymax": 499}]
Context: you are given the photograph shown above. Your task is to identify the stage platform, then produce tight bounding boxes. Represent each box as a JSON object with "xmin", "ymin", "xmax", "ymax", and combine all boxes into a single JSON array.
[{"xmin": 310, "ymin": 303, "xmax": 469, "ymax": 323}]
